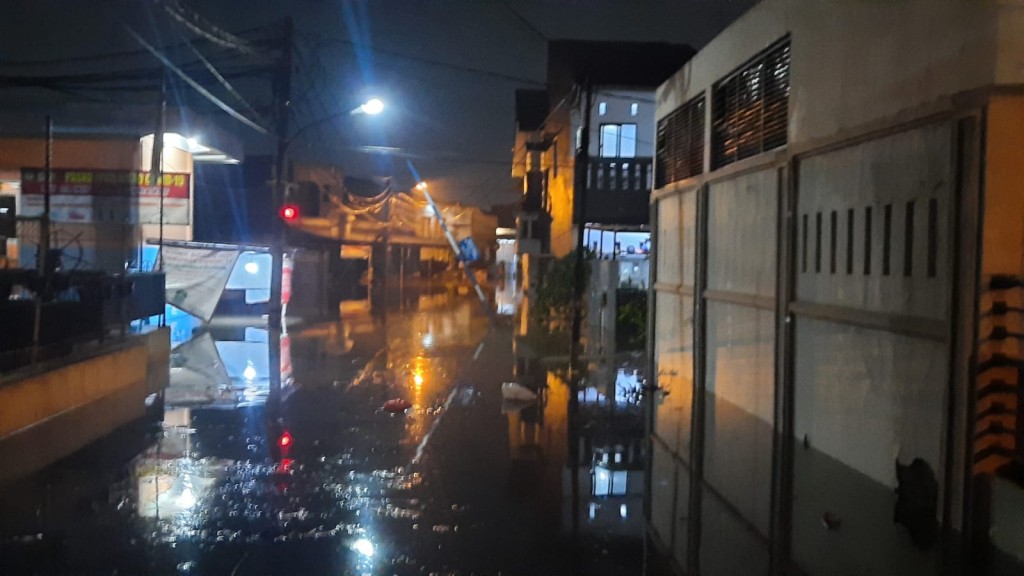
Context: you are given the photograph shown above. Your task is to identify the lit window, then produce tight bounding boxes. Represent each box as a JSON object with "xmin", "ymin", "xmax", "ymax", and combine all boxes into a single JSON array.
[
  {"xmin": 630, "ymin": 102, "xmax": 639, "ymax": 116},
  {"xmin": 598, "ymin": 102, "xmax": 607, "ymax": 116},
  {"xmin": 620, "ymin": 124, "xmax": 636, "ymax": 157},
  {"xmin": 576, "ymin": 127, "xmax": 583, "ymax": 150},
  {"xmin": 600, "ymin": 124, "xmax": 637, "ymax": 158}
]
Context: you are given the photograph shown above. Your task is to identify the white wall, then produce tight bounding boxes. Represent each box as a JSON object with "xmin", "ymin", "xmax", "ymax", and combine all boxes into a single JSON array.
[
  {"xmin": 140, "ymin": 135, "xmax": 194, "ymax": 243},
  {"xmin": 578, "ymin": 88, "xmax": 656, "ymax": 158},
  {"xmin": 797, "ymin": 122, "xmax": 951, "ymax": 320},
  {"xmin": 657, "ymin": 0, "xmax": 1018, "ymax": 147},
  {"xmin": 707, "ymin": 169, "xmax": 777, "ymax": 298}
]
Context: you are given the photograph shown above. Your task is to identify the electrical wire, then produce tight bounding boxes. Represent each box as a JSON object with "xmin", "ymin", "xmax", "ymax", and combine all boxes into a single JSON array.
[
  {"xmin": 172, "ymin": 25, "xmax": 269, "ymax": 126},
  {"xmin": 312, "ymin": 35, "xmax": 545, "ymax": 87},
  {"xmin": 160, "ymin": 0, "xmax": 264, "ymax": 57},
  {"xmin": 122, "ymin": 23, "xmax": 268, "ymax": 134},
  {"xmin": 495, "ymin": 0, "xmax": 548, "ymax": 44},
  {"xmin": 0, "ymin": 25, "xmax": 274, "ymax": 68}
]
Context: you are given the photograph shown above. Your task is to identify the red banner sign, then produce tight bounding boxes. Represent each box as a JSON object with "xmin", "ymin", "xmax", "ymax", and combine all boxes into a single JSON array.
[{"xmin": 20, "ymin": 168, "xmax": 191, "ymax": 224}]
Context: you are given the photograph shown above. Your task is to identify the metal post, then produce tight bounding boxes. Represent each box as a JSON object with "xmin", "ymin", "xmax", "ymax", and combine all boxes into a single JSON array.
[
  {"xmin": 568, "ymin": 80, "xmax": 593, "ymax": 561},
  {"xmin": 40, "ymin": 117, "xmax": 52, "ymax": 274},
  {"xmin": 421, "ymin": 186, "xmax": 492, "ymax": 319},
  {"xmin": 32, "ymin": 117, "xmax": 54, "ymax": 362},
  {"xmin": 151, "ymin": 74, "xmax": 167, "ymax": 327},
  {"xmin": 269, "ymin": 18, "xmax": 293, "ymax": 329}
]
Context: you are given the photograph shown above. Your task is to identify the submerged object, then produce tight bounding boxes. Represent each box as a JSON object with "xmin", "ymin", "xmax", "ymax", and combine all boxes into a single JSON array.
[
  {"xmin": 501, "ymin": 398, "xmax": 536, "ymax": 414},
  {"xmin": 501, "ymin": 382, "xmax": 538, "ymax": 401},
  {"xmin": 382, "ymin": 398, "xmax": 413, "ymax": 414}
]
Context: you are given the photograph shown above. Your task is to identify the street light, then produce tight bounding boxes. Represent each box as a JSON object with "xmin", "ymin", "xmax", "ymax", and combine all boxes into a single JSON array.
[
  {"xmin": 269, "ymin": 97, "xmax": 385, "ymax": 328},
  {"xmin": 286, "ymin": 97, "xmax": 385, "ymax": 149},
  {"xmin": 359, "ymin": 98, "xmax": 384, "ymax": 116}
]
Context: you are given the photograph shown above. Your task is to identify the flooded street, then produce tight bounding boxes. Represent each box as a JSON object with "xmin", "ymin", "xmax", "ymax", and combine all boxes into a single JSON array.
[{"xmin": 0, "ymin": 294, "xmax": 652, "ymax": 575}]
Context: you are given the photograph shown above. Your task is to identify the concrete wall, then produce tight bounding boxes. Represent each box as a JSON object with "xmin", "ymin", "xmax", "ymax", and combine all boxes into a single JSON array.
[
  {"xmin": 650, "ymin": 121, "xmax": 958, "ymax": 576},
  {"xmin": 657, "ymin": 0, "xmax": 1017, "ymax": 151},
  {"xmin": 0, "ymin": 328, "xmax": 169, "ymax": 483},
  {"xmin": 647, "ymin": 3, "xmax": 1024, "ymax": 573}
]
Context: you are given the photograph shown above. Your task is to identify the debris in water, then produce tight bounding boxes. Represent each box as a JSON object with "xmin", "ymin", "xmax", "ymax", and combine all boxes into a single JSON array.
[{"xmin": 382, "ymin": 398, "xmax": 413, "ymax": 414}]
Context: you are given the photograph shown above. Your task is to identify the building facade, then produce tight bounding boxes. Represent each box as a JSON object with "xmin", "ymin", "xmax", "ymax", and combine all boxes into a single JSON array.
[
  {"xmin": 512, "ymin": 41, "xmax": 692, "ymax": 266},
  {"xmin": 647, "ymin": 1, "xmax": 1024, "ymax": 575},
  {"xmin": 0, "ymin": 105, "xmax": 241, "ymax": 272}
]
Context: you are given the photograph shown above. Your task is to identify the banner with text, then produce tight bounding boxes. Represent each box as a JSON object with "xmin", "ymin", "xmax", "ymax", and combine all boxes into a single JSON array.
[
  {"xmin": 20, "ymin": 168, "xmax": 190, "ymax": 224},
  {"xmin": 161, "ymin": 244, "xmax": 240, "ymax": 322}
]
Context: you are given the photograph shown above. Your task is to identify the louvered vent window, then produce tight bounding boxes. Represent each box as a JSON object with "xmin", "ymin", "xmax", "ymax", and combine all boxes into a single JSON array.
[
  {"xmin": 656, "ymin": 94, "xmax": 705, "ymax": 188},
  {"xmin": 711, "ymin": 38, "xmax": 790, "ymax": 169}
]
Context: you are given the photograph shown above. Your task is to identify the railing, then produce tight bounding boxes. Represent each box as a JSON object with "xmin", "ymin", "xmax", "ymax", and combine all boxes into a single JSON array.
[
  {"xmin": 581, "ymin": 157, "xmax": 653, "ymax": 226},
  {"xmin": 585, "ymin": 157, "xmax": 653, "ymax": 194}
]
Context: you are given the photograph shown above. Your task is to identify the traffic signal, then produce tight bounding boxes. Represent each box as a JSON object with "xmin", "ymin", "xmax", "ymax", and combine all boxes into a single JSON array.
[
  {"xmin": 279, "ymin": 204, "xmax": 300, "ymax": 222},
  {"xmin": 279, "ymin": 430, "xmax": 293, "ymax": 448},
  {"xmin": 277, "ymin": 429, "xmax": 293, "ymax": 459}
]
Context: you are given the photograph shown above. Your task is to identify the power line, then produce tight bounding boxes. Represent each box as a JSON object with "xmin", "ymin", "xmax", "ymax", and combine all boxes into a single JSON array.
[
  {"xmin": 0, "ymin": 60, "xmax": 269, "ymax": 87},
  {"xmin": 160, "ymin": 0, "xmax": 265, "ymax": 58},
  {"xmin": 495, "ymin": 0, "xmax": 548, "ymax": 44},
  {"xmin": 123, "ymin": 23, "xmax": 268, "ymax": 134},
  {"xmin": 313, "ymin": 35, "xmax": 545, "ymax": 87},
  {"xmin": 173, "ymin": 26, "xmax": 268, "ymax": 126},
  {"xmin": 0, "ymin": 25, "xmax": 274, "ymax": 68}
]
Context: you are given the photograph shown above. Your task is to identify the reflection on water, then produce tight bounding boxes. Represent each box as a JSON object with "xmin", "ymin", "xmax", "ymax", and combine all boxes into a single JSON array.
[
  {"xmin": 0, "ymin": 289, "xmax": 659, "ymax": 575},
  {"xmin": 127, "ymin": 300, "xmax": 488, "ymax": 573}
]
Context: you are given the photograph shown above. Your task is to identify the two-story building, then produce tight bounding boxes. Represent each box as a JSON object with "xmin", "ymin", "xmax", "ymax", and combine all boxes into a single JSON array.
[{"xmin": 512, "ymin": 41, "xmax": 693, "ymax": 284}]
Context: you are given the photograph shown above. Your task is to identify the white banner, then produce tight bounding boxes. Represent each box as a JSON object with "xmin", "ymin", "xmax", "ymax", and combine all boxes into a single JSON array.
[{"xmin": 161, "ymin": 244, "xmax": 240, "ymax": 322}]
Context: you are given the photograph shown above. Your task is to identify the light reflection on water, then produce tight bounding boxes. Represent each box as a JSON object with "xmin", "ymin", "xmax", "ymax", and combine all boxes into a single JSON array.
[
  {"xmin": 121, "ymin": 300, "xmax": 486, "ymax": 572},
  {"xmin": 0, "ymin": 294, "xmax": 649, "ymax": 575}
]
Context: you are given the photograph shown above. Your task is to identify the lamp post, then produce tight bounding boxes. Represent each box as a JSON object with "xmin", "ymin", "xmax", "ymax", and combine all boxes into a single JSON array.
[
  {"xmin": 415, "ymin": 182, "xmax": 493, "ymax": 320},
  {"xmin": 268, "ymin": 97, "xmax": 384, "ymax": 327}
]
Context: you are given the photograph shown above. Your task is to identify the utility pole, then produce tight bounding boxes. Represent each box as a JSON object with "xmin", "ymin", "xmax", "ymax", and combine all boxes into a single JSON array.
[
  {"xmin": 152, "ymin": 73, "xmax": 166, "ymax": 273},
  {"xmin": 568, "ymin": 80, "xmax": 592, "ymax": 552},
  {"xmin": 419, "ymin": 183, "xmax": 493, "ymax": 321},
  {"xmin": 269, "ymin": 17, "xmax": 293, "ymax": 328},
  {"xmin": 32, "ymin": 117, "xmax": 54, "ymax": 363},
  {"xmin": 569, "ymin": 82, "xmax": 592, "ymax": 385},
  {"xmin": 39, "ymin": 117, "xmax": 52, "ymax": 275}
]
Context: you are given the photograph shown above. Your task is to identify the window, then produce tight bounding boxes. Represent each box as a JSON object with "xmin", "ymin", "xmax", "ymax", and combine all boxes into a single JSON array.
[
  {"xmin": 598, "ymin": 102, "xmax": 607, "ymax": 116},
  {"xmin": 655, "ymin": 94, "xmax": 705, "ymax": 187},
  {"xmin": 711, "ymin": 38, "xmax": 790, "ymax": 169},
  {"xmin": 630, "ymin": 102, "xmax": 639, "ymax": 116},
  {"xmin": 600, "ymin": 124, "xmax": 637, "ymax": 158},
  {"xmin": 576, "ymin": 127, "xmax": 583, "ymax": 151}
]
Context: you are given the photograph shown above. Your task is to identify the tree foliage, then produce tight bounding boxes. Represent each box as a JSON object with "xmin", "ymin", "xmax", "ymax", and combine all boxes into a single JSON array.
[{"xmin": 531, "ymin": 249, "xmax": 591, "ymax": 328}]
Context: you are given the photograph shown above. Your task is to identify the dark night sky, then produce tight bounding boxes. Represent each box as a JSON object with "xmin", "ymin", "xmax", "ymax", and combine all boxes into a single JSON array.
[{"xmin": 0, "ymin": 0, "xmax": 753, "ymax": 206}]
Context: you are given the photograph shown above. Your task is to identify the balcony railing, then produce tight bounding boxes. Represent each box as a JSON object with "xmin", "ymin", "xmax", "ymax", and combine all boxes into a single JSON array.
[
  {"xmin": 585, "ymin": 157, "xmax": 653, "ymax": 194},
  {"xmin": 581, "ymin": 157, "xmax": 652, "ymax": 226}
]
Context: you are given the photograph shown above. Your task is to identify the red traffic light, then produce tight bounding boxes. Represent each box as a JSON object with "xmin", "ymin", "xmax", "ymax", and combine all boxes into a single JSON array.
[
  {"xmin": 279, "ymin": 430, "xmax": 293, "ymax": 448},
  {"xmin": 279, "ymin": 204, "xmax": 300, "ymax": 221}
]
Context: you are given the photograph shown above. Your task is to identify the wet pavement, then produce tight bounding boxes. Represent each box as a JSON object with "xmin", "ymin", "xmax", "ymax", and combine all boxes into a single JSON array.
[{"xmin": 0, "ymin": 295, "xmax": 655, "ymax": 575}]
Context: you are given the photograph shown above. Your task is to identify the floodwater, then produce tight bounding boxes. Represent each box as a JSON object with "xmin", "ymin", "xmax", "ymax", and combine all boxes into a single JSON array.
[{"xmin": 0, "ymin": 294, "xmax": 655, "ymax": 575}]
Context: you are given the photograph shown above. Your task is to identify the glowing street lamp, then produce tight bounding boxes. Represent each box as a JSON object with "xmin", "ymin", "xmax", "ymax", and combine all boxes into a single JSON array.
[
  {"xmin": 269, "ymin": 97, "xmax": 385, "ymax": 326},
  {"xmin": 358, "ymin": 98, "xmax": 384, "ymax": 116}
]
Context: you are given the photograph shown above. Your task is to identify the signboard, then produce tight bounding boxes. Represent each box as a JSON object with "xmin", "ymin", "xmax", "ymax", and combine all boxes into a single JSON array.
[
  {"xmin": 457, "ymin": 237, "xmax": 480, "ymax": 262},
  {"xmin": 161, "ymin": 244, "xmax": 240, "ymax": 322},
  {"xmin": 20, "ymin": 168, "xmax": 190, "ymax": 224}
]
